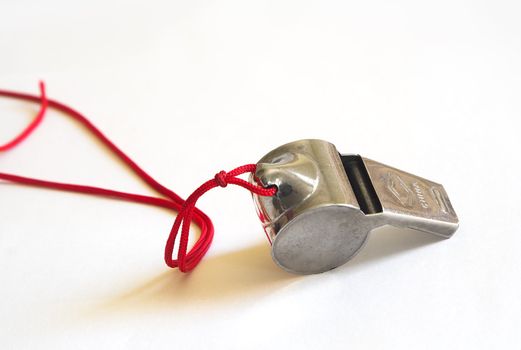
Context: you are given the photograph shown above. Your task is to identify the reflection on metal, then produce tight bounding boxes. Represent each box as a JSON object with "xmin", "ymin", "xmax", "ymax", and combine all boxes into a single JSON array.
[{"xmin": 251, "ymin": 139, "xmax": 459, "ymax": 275}]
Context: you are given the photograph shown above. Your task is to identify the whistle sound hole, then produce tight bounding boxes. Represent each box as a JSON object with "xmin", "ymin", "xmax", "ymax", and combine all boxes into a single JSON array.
[{"xmin": 340, "ymin": 155, "xmax": 383, "ymax": 215}]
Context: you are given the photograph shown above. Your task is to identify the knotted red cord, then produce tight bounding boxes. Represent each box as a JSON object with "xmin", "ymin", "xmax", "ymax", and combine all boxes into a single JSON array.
[
  {"xmin": 165, "ymin": 164, "xmax": 276, "ymax": 271},
  {"xmin": 0, "ymin": 82, "xmax": 276, "ymax": 272}
]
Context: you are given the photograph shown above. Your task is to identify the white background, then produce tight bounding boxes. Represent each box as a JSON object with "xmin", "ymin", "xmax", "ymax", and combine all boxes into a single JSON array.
[{"xmin": 1, "ymin": 1, "xmax": 520, "ymax": 349}]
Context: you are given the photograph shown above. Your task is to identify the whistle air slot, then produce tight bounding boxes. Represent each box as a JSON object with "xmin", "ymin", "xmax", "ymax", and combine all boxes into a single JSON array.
[{"xmin": 340, "ymin": 155, "xmax": 383, "ymax": 215}]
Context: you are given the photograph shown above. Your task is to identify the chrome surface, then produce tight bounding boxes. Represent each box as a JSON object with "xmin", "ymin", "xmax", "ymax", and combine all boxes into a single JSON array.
[
  {"xmin": 251, "ymin": 139, "xmax": 459, "ymax": 275},
  {"xmin": 363, "ymin": 158, "xmax": 458, "ymax": 238}
]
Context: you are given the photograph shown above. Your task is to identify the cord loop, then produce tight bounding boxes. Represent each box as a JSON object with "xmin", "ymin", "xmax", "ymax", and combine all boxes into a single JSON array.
[{"xmin": 0, "ymin": 82, "xmax": 277, "ymax": 273}]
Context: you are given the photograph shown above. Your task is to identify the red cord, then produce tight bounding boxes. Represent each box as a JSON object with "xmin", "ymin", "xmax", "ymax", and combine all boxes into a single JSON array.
[
  {"xmin": 0, "ymin": 82, "xmax": 276, "ymax": 272},
  {"xmin": 0, "ymin": 82, "xmax": 48, "ymax": 152}
]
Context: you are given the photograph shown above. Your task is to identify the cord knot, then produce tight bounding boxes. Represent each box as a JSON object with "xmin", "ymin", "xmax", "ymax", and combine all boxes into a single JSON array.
[{"xmin": 214, "ymin": 170, "xmax": 228, "ymax": 187}]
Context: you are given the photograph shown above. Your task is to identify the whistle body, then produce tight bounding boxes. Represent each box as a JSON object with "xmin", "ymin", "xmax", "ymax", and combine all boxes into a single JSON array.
[{"xmin": 251, "ymin": 139, "xmax": 458, "ymax": 274}]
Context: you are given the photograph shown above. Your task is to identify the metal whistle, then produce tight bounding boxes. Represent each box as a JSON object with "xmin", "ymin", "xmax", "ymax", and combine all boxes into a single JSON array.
[{"xmin": 251, "ymin": 139, "xmax": 459, "ymax": 274}]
